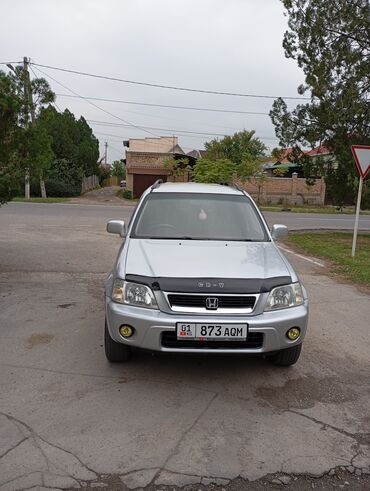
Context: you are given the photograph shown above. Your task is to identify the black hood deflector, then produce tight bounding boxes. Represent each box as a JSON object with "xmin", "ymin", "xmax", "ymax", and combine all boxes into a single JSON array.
[{"xmin": 125, "ymin": 275, "xmax": 292, "ymax": 294}]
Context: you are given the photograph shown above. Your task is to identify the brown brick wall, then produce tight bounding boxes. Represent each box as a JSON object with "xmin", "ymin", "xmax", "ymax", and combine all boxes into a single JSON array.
[
  {"xmin": 236, "ymin": 173, "xmax": 326, "ymax": 205},
  {"xmin": 126, "ymin": 152, "xmax": 173, "ymax": 169},
  {"xmin": 126, "ymin": 154, "xmax": 326, "ymax": 204}
]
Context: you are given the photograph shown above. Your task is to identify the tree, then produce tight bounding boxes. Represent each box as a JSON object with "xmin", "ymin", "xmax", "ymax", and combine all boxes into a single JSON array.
[
  {"xmin": 111, "ymin": 160, "xmax": 125, "ymax": 179},
  {"xmin": 270, "ymin": 0, "xmax": 370, "ymax": 206},
  {"xmin": 205, "ymin": 130, "xmax": 267, "ymax": 165},
  {"xmin": 10, "ymin": 64, "xmax": 55, "ymax": 197},
  {"xmin": 0, "ymin": 71, "xmax": 20, "ymax": 204},
  {"xmin": 0, "ymin": 68, "xmax": 55, "ymax": 203},
  {"xmin": 37, "ymin": 106, "xmax": 99, "ymax": 195},
  {"xmin": 192, "ymin": 130, "xmax": 267, "ymax": 184},
  {"xmin": 38, "ymin": 107, "xmax": 99, "ymax": 176},
  {"xmin": 193, "ymin": 158, "xmax": 236, "ymax": 183},
  {"xmin": 164, "ymin": 158, "xmax": 191, "ymax": 179}
]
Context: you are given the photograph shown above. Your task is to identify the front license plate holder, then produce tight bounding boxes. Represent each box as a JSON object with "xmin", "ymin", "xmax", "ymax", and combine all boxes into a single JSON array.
[{"xmin": 176, "ymin": 323, "xmax": 248, "ymax": 340}]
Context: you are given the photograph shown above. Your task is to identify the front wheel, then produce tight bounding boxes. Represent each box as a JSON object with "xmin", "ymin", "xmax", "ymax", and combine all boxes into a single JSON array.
[
  {"xmin": 104, "ymin": 321, "xmax": 131, "ymax": 362},
  {"xmin": 268, "ymin": 344, "xmax": 302, "ymax": 367}
]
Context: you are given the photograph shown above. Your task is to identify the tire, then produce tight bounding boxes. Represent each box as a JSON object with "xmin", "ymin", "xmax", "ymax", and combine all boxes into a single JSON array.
[
  {"xmin": 104, "ymin": 321, "xmax": 131, "ymax": 362},
  {"xmin": 268, "ymin": 344, "xmax": 302, "ymax": 367}
]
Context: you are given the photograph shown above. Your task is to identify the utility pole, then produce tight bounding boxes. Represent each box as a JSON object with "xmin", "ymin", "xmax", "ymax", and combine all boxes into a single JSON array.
[
  {"xmin": 23, "ymin": 58, "xmax": 31, "ymax": 200},
  {"xmin": 23, "ymin": 57, "xmax": 47, "ymax": 198},
  {"xmin": 104, "ymin": 141, "xmax": 108, "ymax": 165}
]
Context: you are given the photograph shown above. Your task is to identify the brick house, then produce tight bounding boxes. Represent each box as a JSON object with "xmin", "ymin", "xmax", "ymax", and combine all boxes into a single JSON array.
[
  {"xmin": 264, "ymin": 146, "xmax": 336, "ymax": 177},
  {"xmin": 125, "ymin": 137, "xmax": 190, "ymax": 198}
]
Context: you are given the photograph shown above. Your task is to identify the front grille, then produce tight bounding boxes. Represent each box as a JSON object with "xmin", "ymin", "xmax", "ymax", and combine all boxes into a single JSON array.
[
  {"xmin": 167, "ymin": 294, "xmax": 256, "ymax": 310},
  {"xmin": 161, "ymin": 331, "xmax": 263, "ymax": 349}
]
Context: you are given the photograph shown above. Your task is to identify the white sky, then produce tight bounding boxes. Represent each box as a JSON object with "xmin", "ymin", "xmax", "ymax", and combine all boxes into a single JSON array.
[{"xmin": 1, "ymin": 0, "xmax": 306, "ymax": 162}]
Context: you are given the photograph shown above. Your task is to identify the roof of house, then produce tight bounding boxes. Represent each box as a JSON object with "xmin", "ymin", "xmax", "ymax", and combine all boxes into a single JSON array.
[
  {"xmin": 186, "ymin": 149, "xmax": 207, "ymax": 159},
  {"xmin": 271, "ymin": 145, "xmax": 333, "ymax": 164},
  {"xmin": 305, "ymin": 145, "xmax": 332, "ymax": 157},
  {"xmin": 265, "ymin": 163, "xmax": 301, "ymax": 170},
  {"xmin": 277, "ymin": 147, "xmax": 295, "ymax": 163}
]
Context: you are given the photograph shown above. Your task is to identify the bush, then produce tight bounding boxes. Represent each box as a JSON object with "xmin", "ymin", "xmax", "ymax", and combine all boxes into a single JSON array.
[
  {"xmin": 362, "ymin": 181, "xmax": 370, "ymax": 210},
  {"xmin": 0, "ymin": 175, "xmax": 16, "ymax": 205},
  {"xmin": 45, "ymin": 179, "xmax": 81, "ymax": 197},
  {"xmin": 117, "ymin": 188, "xmax": 133, "ymax": 200}
]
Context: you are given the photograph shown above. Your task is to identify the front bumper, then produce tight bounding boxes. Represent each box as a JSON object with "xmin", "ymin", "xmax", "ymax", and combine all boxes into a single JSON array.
[{"xmin": 105, "ymin": 297, "xmax": 309, "ymax": 354}]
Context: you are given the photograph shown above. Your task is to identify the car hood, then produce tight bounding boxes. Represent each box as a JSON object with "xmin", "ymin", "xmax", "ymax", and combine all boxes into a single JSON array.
[{"xmin": 122, "ymin": 239, "xmax": 290, "ymax": 280}]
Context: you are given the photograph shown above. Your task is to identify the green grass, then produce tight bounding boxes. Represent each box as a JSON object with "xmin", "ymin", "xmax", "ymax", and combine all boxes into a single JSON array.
[
  {"xmin": 287, "ymin": 231, "xmax": 370, "ymax": 285},
  {"xmin": 13, "ymin": 197, "xmax": 69, "ymax": 203},
  {"xmin": 116, "ymin": 189, "xmax": 138, "ymax": 202},
  {"xmin": 260, "ymin": 204, "xmax": 370, "ymax": 214}
]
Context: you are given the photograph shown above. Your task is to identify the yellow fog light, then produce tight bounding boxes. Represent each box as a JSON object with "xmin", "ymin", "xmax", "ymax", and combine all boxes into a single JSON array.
[
  {"xmin": 287, "ymin": 327, "xmax": 300, "ymax": 340},
  {"xmin": 119, "ymin": 325, "xmax": 134, "ymax": 338}
]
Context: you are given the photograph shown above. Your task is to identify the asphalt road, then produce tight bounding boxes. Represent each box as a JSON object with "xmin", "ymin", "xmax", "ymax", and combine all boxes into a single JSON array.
[
  {"xmin": 4, "ymin": 201, "xmax": 370, "ymax": 232},
  {"xmin": 0, "ymin": 202, "xmax": 369, "ymax": 490}
]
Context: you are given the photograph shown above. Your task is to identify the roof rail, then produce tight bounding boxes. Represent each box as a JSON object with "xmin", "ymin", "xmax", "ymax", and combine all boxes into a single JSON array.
[
  {"xmin": 231, "ymin": 182, "xmax": 243, "ymax": 192},
  {"xmin": 219, "ymin": 182, "xmax": 244, "ymax": 193},
  {"xmin": 150, "ymin": 179, "xmax": 163, "ymax": 191}
]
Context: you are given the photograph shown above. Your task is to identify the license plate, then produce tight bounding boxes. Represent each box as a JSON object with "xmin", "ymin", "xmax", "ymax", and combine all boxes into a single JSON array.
[{"xmin": 177, "ymin": 323, "xmax": 247, "ymax": 340}]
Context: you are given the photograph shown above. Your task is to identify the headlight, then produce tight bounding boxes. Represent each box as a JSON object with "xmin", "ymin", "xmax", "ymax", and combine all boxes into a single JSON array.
[
  {"xmin": 264, "ymin": 282, "xmax": 304, "ymax": 311},
  {"xmin": 112, "ymin": 279, "xmax": 158, "ymax": 309}
]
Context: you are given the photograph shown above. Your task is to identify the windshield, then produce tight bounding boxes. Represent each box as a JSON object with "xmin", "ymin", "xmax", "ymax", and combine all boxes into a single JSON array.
[{"xmin": 131, "ymin": 192, "xmax": 268, "ymax": 241}]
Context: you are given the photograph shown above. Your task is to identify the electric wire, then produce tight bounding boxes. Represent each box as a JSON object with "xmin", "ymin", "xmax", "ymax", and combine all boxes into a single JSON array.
[
  {"xmin": 55, "ymin": 93, "xmax": 270, "ymax": 116},
  {"xmin": 30, "ymin": 63, "xmax": 280, "ymax": 148},
  {"xmin": 30, "ymin": 61, "xmax": 310, "ymax": 100},
  {"xmin": 88, "ymin": 119, "xmax": 279, "ymax": 140},
  {"xmin": 31, "ymin": 65, "xmax": 159, "ymax": 137},
  {"xmin": 32, "ymin": 65, "xmax": 275, "ymax": 143}
]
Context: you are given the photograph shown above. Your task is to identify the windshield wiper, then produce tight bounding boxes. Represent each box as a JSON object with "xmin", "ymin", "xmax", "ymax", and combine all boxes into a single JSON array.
[
  {"xmin": 143, "ymin": 236, "xmax": 196, "ymax": 240},
  {"xmin": 141, "ymin": 237, "xmax": 264, "ymax": 241}
]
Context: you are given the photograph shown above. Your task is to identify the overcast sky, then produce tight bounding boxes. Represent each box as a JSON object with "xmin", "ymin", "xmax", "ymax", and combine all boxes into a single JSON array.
[{"xmin": 1, "ymin": 0, "xmax": 306, "ymax": 162}]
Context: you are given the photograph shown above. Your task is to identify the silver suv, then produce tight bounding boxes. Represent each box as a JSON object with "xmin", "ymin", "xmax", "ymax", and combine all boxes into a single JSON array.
[{"xmin": 105, "ymin": 182, "xmax": 308, "ymax": 366}]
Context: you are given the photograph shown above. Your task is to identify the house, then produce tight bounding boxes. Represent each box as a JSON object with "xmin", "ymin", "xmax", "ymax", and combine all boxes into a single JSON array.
[
  {"xmin": 264, "ymin": 148, "xmax": 304, "ymax": 177},
  {"xmin": 264, "ymin": 145, "xmax": 335, "ymax": 177},
  {"xmin": 305, "ymin": 145, "xmax": 337, "ymax": 169},
  {"xmin": 124, "ymin": 138, "xmax": 205, "ymax": 198},
  {"xmin": 125, "ymin": 137, "xmax": 196, "ymax": 198}
]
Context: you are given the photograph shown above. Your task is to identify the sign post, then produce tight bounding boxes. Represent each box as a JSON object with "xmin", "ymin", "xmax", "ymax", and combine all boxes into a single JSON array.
[{"xmin": 351, "ymin": 145, "xmax": 370, "ymax": 257}]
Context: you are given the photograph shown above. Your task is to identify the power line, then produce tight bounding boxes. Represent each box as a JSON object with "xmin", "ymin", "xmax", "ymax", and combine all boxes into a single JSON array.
[
  {"xmin": 29, "ymin": 64, "xmax": 64, "ymax": 115},
  {"xmin": 31, "ymin": 65, "xmax": 159, "ymax": 138},
  {"xmin": 56, "ymin": 93, "xmax": 270, "ymax": 116},
  {"xmin": 30, "ymin": 61, "xmax": 310, "ymax": 100},
  {"xmin": 30, "ymin": 64, "xmax": 279, "ymax": 146},
  {"xmin": 93, "ymin": 129, "xmax": 279, "ymax": 143},
  {"xmin": 88, "ymin": 119, "xmax": 279, "ymax": 140},
  {"xmin": 89, "ymin": 120, "xmax": 227, "ymax": 137}
]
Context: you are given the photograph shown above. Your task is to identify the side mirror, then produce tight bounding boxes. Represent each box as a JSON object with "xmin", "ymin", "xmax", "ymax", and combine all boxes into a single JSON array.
[
  {"xmin": 107, "ymin": 220, "xmax": 126, "ymax": 237},
  {"xmin": 271, "ymin": 224, "xmax": 288, "ymax": 240}
]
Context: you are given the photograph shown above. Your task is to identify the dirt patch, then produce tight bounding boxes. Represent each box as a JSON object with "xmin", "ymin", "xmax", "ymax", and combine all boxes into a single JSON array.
[
  {"xmin": 70, "ymin": 186, "xmax": 132, "ymax": 206},
  {"xmin": 66, "ymin": 469, "xmax": 370, "ymax": 490},
  {"xmin": 27, "ymin": 333, "xmax": 54, "ymax": 349},
  {"xmin": 255, "ymin": 375, "xmax": 356, "ymax": 410}
]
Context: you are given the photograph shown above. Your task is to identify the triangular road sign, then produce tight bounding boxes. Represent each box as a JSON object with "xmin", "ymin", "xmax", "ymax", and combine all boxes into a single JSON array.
[{"xmin": 351, "ymin": 145, "xmax": 370, "ymax": 179}]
